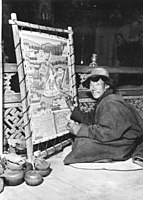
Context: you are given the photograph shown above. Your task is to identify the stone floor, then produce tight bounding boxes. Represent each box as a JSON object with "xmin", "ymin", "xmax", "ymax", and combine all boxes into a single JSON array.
[{"xmin": 1, "ymin": 148, "xmax": 143, "ymax": 200}]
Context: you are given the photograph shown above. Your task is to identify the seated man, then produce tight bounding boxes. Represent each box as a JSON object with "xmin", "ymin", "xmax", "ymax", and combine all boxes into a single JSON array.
[{"xmin": 64, "ymin": 67, "xmax": 143, "ymax": 166}]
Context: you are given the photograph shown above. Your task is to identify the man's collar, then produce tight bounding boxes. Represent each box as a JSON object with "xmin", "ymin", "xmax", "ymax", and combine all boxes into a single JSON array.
[{"xmin": 96, "ymin": 89, "xmax": 113, "ymax": 104}]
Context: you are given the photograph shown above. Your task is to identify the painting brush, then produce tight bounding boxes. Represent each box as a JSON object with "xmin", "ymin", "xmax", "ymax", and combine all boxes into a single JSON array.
[{"xmin": 59, "ymin": 89, "xmax": 72, "ymax": 98}]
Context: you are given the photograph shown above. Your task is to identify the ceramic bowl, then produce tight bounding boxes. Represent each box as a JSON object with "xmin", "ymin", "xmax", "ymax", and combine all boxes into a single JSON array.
[
  {"xmin": 34, "ymin": 159, "xmax": 50, "ymax": 171},
  {"xmin": 24, "ymin": 170, "xmax": 43, "ymax": 186},
  {"xmin": 15, "ymin": 145, "xmax": 26, "ymax": 155},
  {"xmin": 3, "ymin": 169, "xmax": 24, "ymax": 186},
  {"xmin": 35, "ymin": 168, "xmax": 51, "ymax": 177},
  {"xmin": 0, "ymin": 178, "xmax": 4, "ymax": 193},
  {"xmin": 7, "ymin": 161, "xmax": 24, "ymax": 171}
]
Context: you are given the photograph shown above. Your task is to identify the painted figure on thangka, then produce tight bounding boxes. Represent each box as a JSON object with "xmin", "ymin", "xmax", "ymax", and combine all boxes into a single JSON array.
[{"xmin": 41, "ymin": 52, "xmax": 69, "ymax": 110}]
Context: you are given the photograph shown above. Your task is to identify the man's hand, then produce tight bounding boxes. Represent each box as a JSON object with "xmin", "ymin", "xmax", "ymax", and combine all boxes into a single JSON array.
[
  {"xmin": 66, "ymin": 120, "xmax": 81, "ymax": 135},
  {"xmin": 65, "ymin": 96, "xmax": 75, "ymax": 111}
]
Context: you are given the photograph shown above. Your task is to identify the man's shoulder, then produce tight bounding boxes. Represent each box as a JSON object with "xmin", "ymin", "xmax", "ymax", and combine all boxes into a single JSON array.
[{"xmin": 102, "ymin": 93, "xmax": 124, "ymax": 104}]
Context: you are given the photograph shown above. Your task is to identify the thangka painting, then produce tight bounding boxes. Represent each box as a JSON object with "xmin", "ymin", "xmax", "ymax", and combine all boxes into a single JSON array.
[{"xmin": 20, "ymin": 30, "xmax": 73, "ymax": 144}]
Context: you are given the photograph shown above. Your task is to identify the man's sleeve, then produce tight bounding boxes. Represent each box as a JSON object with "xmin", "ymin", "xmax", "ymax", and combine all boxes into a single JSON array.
[{"xmin": 70, "ymin": 107, "xmax": 95, "ymax": 125}]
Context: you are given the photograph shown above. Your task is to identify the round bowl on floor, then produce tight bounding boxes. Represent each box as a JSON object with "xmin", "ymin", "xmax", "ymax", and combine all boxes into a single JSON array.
[
  {"xmin": 15, "ymin": 145, "xmax": 26, "ymax": 155},
  {"xmin": 24, "ymin": 170, "xmax": 43, "ymax": 186},
  {"xmin": 35, "ymin": 168, "xmax": 51, "ymax": 177},
  {"xmin": 3, "ymin": 169, "xmax": 24, "ymax": 186},
  {"xmin": 0, "ymin": 178, "xmax": 4, "ymax": 193},
  {"xmin": 7, "ymin": 161, "xmax": 24, "ymax": 171},
  {"xmin": 34, "ymin": 159, "xmax": 50, "ymax": 171}
]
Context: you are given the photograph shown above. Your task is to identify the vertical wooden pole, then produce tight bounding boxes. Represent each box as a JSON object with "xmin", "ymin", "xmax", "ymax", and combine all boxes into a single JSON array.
[
  {"xmin": 0, "ymin": 0, "xmax": 3, "ymax": 155},
  {"xmin": 10, "ymin": 13, "xmax": 33, "ymax": 163},
  {"xmin": 68, "ymin": 26, "xmax": 77, "ymax": 105}
]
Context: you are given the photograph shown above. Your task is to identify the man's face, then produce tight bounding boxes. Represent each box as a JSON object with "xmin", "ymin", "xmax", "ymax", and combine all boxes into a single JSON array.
[{"xmin": 89, "ymin": 79, "xmax": 107, "ymax": 99}]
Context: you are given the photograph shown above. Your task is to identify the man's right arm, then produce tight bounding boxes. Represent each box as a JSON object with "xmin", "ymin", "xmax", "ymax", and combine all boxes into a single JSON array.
[{"xmin": 70, "ymin": 107, "xmax": 95, "ymax": 125}]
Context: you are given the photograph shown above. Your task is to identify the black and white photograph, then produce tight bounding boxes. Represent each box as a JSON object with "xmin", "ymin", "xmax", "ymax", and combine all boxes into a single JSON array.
[{"xmin": 1, "ymin": 0, "xmax": 143, "ymax": 199}]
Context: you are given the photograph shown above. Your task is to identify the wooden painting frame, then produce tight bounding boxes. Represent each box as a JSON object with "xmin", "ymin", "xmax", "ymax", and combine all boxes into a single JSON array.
[{"xmin": 9, "ymin": 13, "xmax": 77, "ymax": 161}]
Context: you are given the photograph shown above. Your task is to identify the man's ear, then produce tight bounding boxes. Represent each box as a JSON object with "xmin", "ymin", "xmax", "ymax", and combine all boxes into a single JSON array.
[{"xmin": 105, "ymin": 84, "xmax": 110, "ymax": 90}]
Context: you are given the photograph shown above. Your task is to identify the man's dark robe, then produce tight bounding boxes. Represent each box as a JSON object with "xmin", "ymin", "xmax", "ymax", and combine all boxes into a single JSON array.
[{"xmin": 64, "ymin": 89, "xmax": 143, "ymax": 165}]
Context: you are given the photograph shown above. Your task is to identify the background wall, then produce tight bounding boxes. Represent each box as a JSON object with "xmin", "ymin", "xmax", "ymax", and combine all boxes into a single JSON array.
[{"xmin": 2, "ymin": 0, "xmax": 143, "ymax": 66}]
